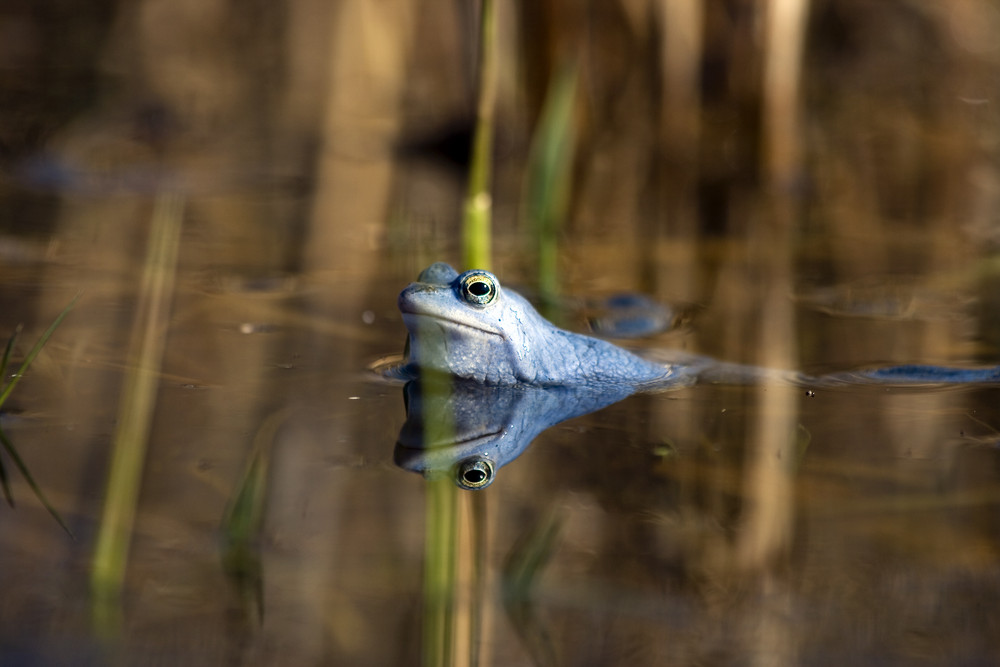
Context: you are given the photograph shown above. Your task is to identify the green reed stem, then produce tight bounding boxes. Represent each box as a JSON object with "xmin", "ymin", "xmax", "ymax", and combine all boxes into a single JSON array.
[
  {"xmin": 523, "ymin": 64, "xmax": 578, "ymax": 305},
  {"xmin": 462, "ymin": 0, "xmax": 497, "ymax": 271},
  {"xmin": 91, "ymin": 194, "xmax": 184, "ymax": 632},
  {"xmin": 424, "ymin": 475, "xmax": 459, "ymax": 666},
  {"xmin": 421, "ymin": 366, "xmax": 458, "ymax": 666},
  {"xmin": 429, "ymin": 2, "xmax": 498, "ymax": 659}
]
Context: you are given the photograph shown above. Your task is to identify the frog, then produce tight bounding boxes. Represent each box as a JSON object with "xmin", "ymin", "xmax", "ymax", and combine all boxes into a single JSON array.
[
  {"xmin": 398, "ymin": 262, "xmax": 688, "ymax": 387},
  {"xmin": 392, "ymin": 263, "xmax": 1000, "ymax": 489},
  {"xmin": 396, "ymin": 262, "xmax": 1000, "ymax": 389}
]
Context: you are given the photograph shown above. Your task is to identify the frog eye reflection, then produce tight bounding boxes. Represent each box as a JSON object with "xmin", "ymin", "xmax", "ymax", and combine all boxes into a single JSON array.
[
  {"xmin": 460, "ymin": 272, "xmax": 498, "ymax": 306},
  {"xmin": 456, "ymin": 458, "xmax": 494, "ymax": 490}
]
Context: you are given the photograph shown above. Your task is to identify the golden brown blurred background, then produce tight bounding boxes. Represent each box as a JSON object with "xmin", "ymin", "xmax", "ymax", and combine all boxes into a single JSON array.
[{"xmin": 1, "ymin": 0, "xmax": 1000, "ymax": 665}]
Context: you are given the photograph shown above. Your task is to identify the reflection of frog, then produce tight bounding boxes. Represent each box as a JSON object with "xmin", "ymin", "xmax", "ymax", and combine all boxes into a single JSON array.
[
  {"xmin": 398, "ymin": 262, "xmax": 687, "ymax": 387},
  {"xmin": 394, "ymin": 380, "xmax": 633, "ymax": 490}
]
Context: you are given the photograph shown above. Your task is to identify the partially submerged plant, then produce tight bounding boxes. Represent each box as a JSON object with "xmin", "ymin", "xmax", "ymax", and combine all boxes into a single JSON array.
[{"xmin": 0, "ymin": 295, "xmax": 78, "ymax": 535}]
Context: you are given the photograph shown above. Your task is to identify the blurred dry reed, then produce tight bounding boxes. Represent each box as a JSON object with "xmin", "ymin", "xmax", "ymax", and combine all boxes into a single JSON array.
[{"xmin": 91, "ymin": 194, "xmax": 184, "ymax": 633}]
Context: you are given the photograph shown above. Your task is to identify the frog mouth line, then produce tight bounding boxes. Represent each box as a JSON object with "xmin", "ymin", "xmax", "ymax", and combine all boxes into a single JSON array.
[
  {"xmin": 401, "ymin": 311, "xmax": 505, "ymax": 339},
  {"xmin": 396, "ymin": 428, "xmax": 505, "ymax": 452}
]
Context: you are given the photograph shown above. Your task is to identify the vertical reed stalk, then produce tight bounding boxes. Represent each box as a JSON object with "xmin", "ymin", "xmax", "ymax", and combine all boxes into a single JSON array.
[
  {"xmin": 523, "ymin": 64, "xmax": 577, "ymax": 305},
  {"xmin": 738, "ymin": 0, "xmax": 810, "ymax": 572},
  {"xmin": 423, "ymin": 475, "xmax": 458, "ymax": 666},
  {"xmin": 91, "ymin": 194, "xmax": 184, "ymax": 633},
  {"xmin": 462, "ymin": 0, "xmax": 497, "ymax": 271},
  {"xmin": 428, "ymin": 0, "xmax": 498, "ymax": 661},
  {"xmin": 762, "ymin": 0, "xmax": 810, "ymax": 188},
  {"xmin": 739, "ymin": 2, "xmax": 810, "ymax": 665},
  {"xmin": 657, "ymin": 0, "xmax": 703, "ymax": 164},
  {"xmin": 420, "ymin": 366, "xmax": 483, "ymax": 667},
  {"xmin": 421, "ymin": 367, "xmax": 458, "ymax": 667},
  {"xmin": 464, "ymin": 492, "xmax": 490, "ymax": 667}
]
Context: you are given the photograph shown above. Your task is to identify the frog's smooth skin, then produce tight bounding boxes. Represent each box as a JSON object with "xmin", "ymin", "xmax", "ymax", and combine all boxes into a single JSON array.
[{"xmin": 398, "ymin": 262, "xmax": 679, "ymax": 387}]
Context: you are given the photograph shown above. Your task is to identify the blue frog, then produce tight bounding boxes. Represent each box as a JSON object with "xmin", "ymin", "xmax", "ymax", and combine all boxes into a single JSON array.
[
  {"xmin": 397, "ymin": 262, "xmax": 1000, "ymax": 389},
  {"xmin": 392, "ymin": 263, "xmax": 1000, "ymax": 488}
]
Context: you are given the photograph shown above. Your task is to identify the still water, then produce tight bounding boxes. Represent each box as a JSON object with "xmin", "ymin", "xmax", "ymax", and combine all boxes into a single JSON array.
[
  {"xmin": 3, "ymin": 1, "xmax": 1000, "ymax": 665},
  {"xmin": 0, "ymin": 233, "xmax": 998, "ymax": 665}
]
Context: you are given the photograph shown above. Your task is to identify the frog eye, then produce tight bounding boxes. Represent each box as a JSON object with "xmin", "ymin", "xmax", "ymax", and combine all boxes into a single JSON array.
[
  {"xmin": 460, "ymin": 272, "xmax": 498, "ymax": 306},
  {"xmin": 456, "ymin": 458, "xmax": 494, "ymax": 490}
]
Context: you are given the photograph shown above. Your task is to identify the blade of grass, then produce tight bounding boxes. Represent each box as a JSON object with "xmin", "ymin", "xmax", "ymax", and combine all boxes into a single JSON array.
[
  {"xmin": 0, "ymin": 324, "xmax": 20, "ymax": 384},
  {"xmin": 221, "ymin": 408, "xmax": 287, "ymax": 625},
  {"xmin": 221, "ymin": 450, "xmax": 267, "ymax": 624},
  {"xmin": 0, "ymin": 443, "xmax": 12, "ymax": 508},
  {"xmin": 0, "ymin": 295, "xmax": 80, "ymax": 409},
  {"xmin": 0, "ymin": 324, "xmax": 15, "ymax": 508},
  {"xmin": 0, "ymin": 425, "xmax": 72, "ymax": 535},
  {"xmin": 0, "ymin": 298, "xmax": 78, "ymax": 524}
]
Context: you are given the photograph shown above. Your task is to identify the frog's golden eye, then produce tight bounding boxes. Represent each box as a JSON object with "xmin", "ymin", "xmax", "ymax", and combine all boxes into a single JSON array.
[
  {"xmin": 456, "ymin": 458, "xmax": 494, "ymax": 489},
  {"xmin": 460, "ymin": 271, "xmax": 498, "ymax": 306}
]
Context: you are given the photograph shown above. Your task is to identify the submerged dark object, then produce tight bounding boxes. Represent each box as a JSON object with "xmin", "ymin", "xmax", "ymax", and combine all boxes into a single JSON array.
[
  {"xmin": 851, "ymin": 364, "xmax": 1000, "ymax": 383},
  {"xmin": 586, "ymin": 292, "xmax": 675, "ymax": 339}
]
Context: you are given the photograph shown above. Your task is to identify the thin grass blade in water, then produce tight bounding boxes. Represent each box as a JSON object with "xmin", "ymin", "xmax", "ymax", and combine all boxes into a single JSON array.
[
  {"xmin": 0, "ymin": 294, "xmax": 79, "ymax": 409},
  {"xmin": 0, "ymin": 296, "xmax": 78, "ymax": 533},
  {"xmin": 221, "ymin": 408, "xmax": 287, "ymax": 624},
  {"xmin": 0, "ymin": 325, "xmax": 18, "ymax": 506},
  {"xmin": 0, "ymin": 323, "xmax": 19, "ymax": 384},
  {"xmin": 0, "ymin": 437, "xmax": 11, "ymax": 508},
  {"xmin": 0, "ymin": 426, "xmax": 72, "ymax": 535},
  {"xmin": 501, "ymin": 509, "xmax": 562, "ymax": 667}
]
